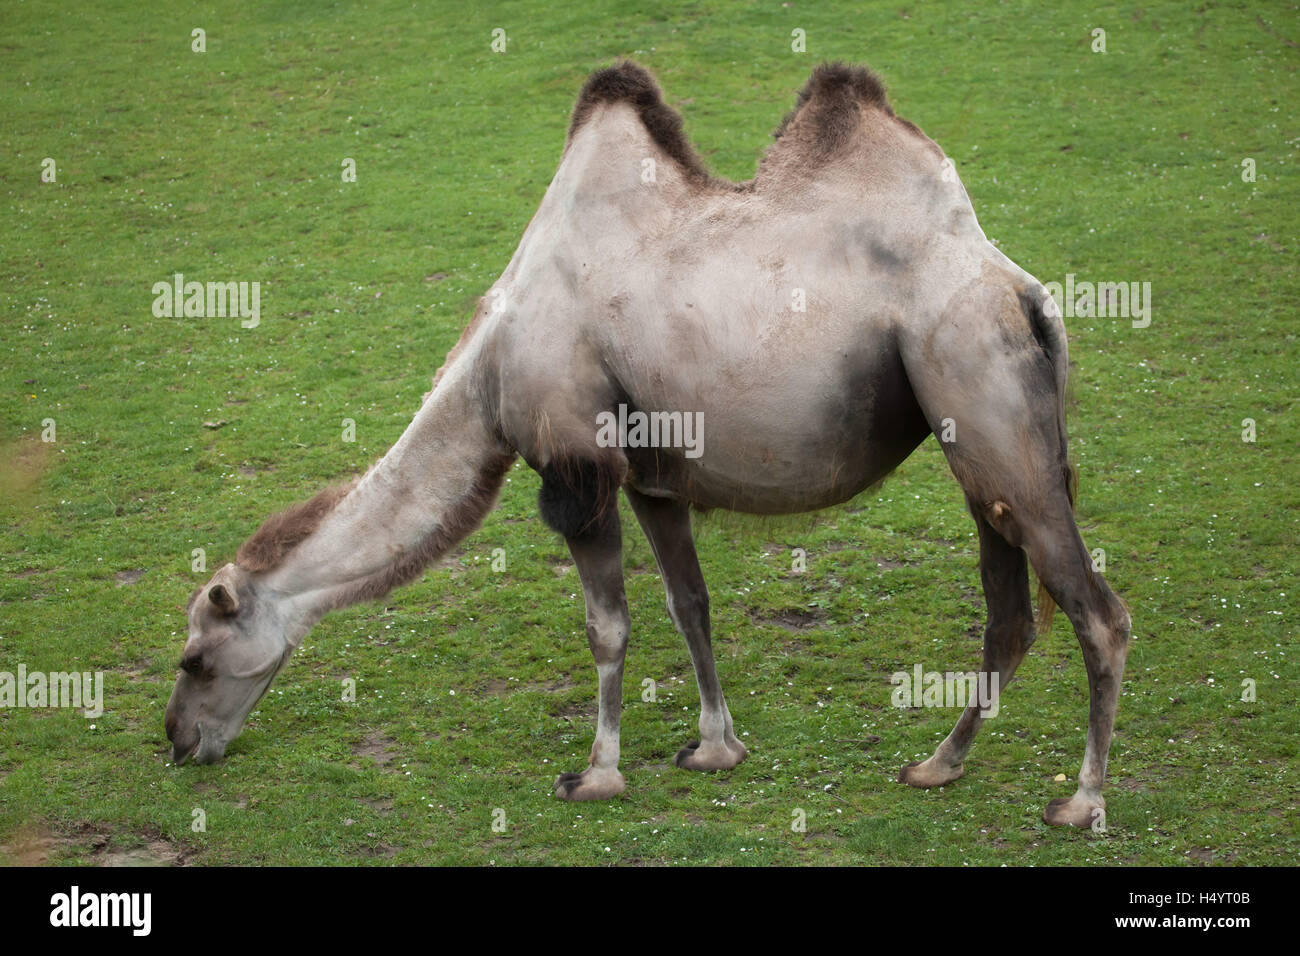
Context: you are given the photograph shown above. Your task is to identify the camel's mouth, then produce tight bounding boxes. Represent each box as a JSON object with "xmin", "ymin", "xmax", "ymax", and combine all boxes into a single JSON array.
[
  {"xmin": 191, "ymin": 725, "xmax": 231, "ymax": 765},
  {"xmin": 173, "ymin": 723, "xmax": 226, "ymax": 766},
  {"xmin": 167, "ymin": 664, "xmax": 282, "ymax": 768},
  {"xmin": 172, "ymin": 736, "xmax": 200, "ymax": 766}
]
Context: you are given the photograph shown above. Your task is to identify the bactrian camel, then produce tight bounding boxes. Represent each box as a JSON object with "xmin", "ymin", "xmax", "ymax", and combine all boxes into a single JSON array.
[{"xmin": 166, "ymin": 61, "xmax": 1131, "ymax": 827}]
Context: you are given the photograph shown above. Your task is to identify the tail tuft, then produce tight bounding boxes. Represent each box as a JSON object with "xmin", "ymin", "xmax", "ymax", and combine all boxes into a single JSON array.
[
  {"xmin": 1021, "ymin": 286, "xmax": 1075, "ymax": 637},
  {"xmin": 1034, "ymin": 463, "xmax": 1077, "ymax": 636}
]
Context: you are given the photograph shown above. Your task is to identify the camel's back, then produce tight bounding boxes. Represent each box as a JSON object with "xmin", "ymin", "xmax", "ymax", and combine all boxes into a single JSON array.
[
  {"xmin": 555, "ymin": 64, "xmax": 987, "ymax": 317},
  {"xmin": 536, "ymin": 76, "xmax": 993, "ymax": 387},
  {"xmin": 478, "ymin": 62, "xmax": 1010, "ymax": 508}
]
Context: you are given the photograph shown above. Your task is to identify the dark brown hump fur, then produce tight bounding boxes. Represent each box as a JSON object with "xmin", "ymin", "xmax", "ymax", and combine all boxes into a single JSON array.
[
  {"xmin": 771, "ymin": 62, "xmax": 896, "ymax": 162},
  {"xmin": 568, "ymin": 61, "xmax": 713, "ymax": 182}
]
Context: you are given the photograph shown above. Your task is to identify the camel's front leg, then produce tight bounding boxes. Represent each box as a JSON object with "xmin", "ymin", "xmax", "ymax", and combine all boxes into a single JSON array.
[
  {"xmin": 626, "ymin": 489, "xmax": 748, "ymax": 772},
  {"xmin": 553, "ymin": 507, "xmax": 631, "ymax": 801}
]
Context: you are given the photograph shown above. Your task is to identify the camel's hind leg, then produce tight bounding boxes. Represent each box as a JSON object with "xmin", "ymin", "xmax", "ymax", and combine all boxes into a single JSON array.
[
  {"xmin": 1016, "ymin": 506, "xmax": 1131, "ymax": 828},
  {"xmin": 899, "ymin": 280, "xmax": 1130, "ymax": 826},
  {"xmin": 921, "ymin": 452, "xmax": 1129, "ymax": 827},
  {"xmin": 626, "ymin": 488, "xmax": 747, "ymax": 772},
  {"xmin": 899, "ymin": 499, "xmax": 1035, "ymax": 788}
]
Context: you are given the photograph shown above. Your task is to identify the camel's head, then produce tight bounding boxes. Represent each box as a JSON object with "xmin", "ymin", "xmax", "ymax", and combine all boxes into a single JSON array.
[{"xmin": 164, "ymin": 563, "xmax": 292, "ymax": 765}]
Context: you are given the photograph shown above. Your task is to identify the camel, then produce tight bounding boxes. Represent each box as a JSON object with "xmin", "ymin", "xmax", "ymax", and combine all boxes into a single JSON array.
[{"xmin": 165, "ymin": 61, "xmax": 1131, "ymax": 827}]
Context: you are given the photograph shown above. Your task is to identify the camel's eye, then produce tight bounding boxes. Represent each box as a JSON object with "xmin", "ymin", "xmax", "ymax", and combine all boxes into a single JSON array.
[{"xmin": 180, "ymin": 654, "xmax": 205, "ymax": 677}]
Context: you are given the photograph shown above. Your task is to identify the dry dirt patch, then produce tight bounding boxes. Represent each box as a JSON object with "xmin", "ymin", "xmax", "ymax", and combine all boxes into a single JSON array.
[{"xmin": 0, "ymin": 823, "xmax": 186, "ymax": 866}]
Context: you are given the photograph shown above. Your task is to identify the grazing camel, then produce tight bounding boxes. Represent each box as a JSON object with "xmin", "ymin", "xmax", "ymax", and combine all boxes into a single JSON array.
[{"xmin": 166, "ymin": 61, "xmax": 1131, "ymax": 827}]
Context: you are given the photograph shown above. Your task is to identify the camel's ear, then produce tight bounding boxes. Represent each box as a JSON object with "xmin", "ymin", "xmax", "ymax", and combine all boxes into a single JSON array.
[{"xmin": 208, "ymin": 583, "xmax": 239, "ymax": 616}]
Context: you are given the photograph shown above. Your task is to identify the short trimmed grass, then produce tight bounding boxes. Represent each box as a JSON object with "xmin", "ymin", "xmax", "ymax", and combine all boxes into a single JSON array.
[{"xmin": 0, "ymin": 0, "xmax": 1295, "ymax": 865}]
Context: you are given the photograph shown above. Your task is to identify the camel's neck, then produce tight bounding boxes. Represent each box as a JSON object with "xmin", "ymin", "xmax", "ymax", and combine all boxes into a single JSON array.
[{"xmin": 260, "ymin": 360, "xmax": 513, "ymax": 630}]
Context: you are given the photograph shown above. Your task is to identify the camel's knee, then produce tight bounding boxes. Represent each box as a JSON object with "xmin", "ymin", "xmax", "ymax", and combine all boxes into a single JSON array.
[
  {"xmin": 985, "ymin": 614, "xmax": 1036, "ymax": 667},
  {"xmin": 1067, "ymin": 590, "xmax": 1130, "ymax": 690},
  {"xmin": 1109, "ymin": 597, "xmax": 1132, "ymax": 645},
  {"xmin": 1099, "ymin": 624, "xmax": 1130, "ymax": 679},
  {"xmin": 667, "ymin": 585, "xmax": 709, "ymax": 633},
  {"xmin": 585, "ymin": 605, "xmax": 630, "ymax": 664},
  {"xmin": 1082, "ymin": 581, "xmax": 1130, "ymax": 649},
  {"xmin": 1103, "ymin": 602, "xmax": 1131, "ymax": 665}
]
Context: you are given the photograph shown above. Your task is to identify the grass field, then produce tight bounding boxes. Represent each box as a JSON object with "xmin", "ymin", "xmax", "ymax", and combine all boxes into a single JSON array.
[{"xmin": 1, "ymin": 0, "xmax": 1296, "ymax": 866}]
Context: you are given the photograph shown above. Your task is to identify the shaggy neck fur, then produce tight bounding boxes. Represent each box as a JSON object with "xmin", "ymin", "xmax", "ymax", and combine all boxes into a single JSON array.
[{"xmin": 241, "ymin": 355, "xmax": 513, "ymax": 626}]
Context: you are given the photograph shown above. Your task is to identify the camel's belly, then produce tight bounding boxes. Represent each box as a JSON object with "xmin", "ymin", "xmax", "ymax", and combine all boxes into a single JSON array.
[
  {"xmin": 626, "ymin": 440, "xmax": 919, "ymax": 514},
  {"xmin": 620, "ymin": 341, "xmax": 931, "ymax": 514}
]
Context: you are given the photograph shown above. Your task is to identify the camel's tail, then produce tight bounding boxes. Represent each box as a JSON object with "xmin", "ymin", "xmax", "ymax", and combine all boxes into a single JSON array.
[{"xmin": 1020, "ymin": 287, "xmax": 1075, "ymax": 637}]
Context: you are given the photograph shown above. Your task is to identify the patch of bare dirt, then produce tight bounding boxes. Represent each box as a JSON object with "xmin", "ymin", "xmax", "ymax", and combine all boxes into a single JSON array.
[
  {"xmin": 114, "ymin": 568, "xmax": 146, "ymax": 587},
  {"xmin": 0, "ymin": 825, "xmax": 55, "ymax": 865},
  {"xmin": 553, "ymin": 698, "xmax": 596, "ymax": 721},
  {"xmin": 99, "ymin": 843, "xmax": 180, "ymax": 867},
  {"xmin": 351, "ymin": 730, "xmax": 399, "ymax": 768},
  {"xmin": 118, "ymin": 659, "xmax": 154, "ymax": 684},
  {"xmin": 750, "ymin": 607, "xmax": 827, "ymax": 632},
  {"xmin": 483, "ymin": 675, "xmax": 575, "ymax": 696},
  {"xmin": 1, "ymin": 823, "xmax": 186, "ymax": 866}
]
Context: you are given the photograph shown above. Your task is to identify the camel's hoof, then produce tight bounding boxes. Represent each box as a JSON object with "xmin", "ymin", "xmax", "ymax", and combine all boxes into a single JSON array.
[
  {"xmin": 673, "ymin": 738, "xmax": 748, "ymax": 772},
  {"xmin": 1043, "ymin": 792, "xmax": 1105, "ymax": 829},
  {"xmin": 553, "ymin": 767, "xmax": 626, "ymax": 801},
  {"xmin": 897, "ymin": 757, "xmax": 965, "ymax": 789}
]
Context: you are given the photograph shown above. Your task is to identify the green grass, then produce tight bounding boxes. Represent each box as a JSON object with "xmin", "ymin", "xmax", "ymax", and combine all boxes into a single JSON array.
[{"xmin": 0, "ymin": 0, "xmax": 1296, "ymax": 866}]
